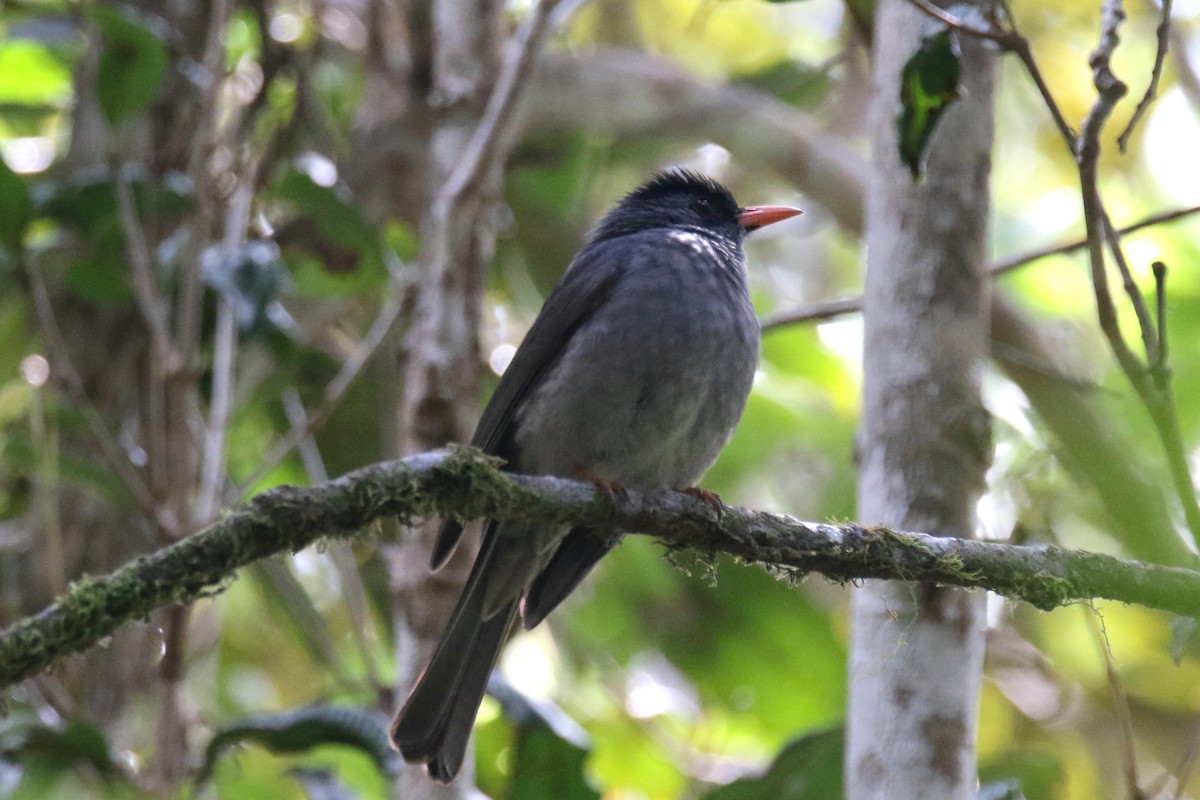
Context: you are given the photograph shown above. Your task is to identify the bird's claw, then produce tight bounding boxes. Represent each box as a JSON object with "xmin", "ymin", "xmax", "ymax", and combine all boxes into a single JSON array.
[
  {"xmin": 573, "ymin": 468, "xmax": 628, "ymax": 499},
  {"xmin": 683, "ymin": 486, "xmax": 723, "ymax": 515}
]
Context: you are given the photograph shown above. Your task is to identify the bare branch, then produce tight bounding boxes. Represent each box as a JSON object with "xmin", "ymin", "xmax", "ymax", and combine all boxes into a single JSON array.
[
  {"xmin": 437, "ymin": 0, "xmax": 572, "ymax": 210},
  {"xmin": 198, "ymin": 172, "xmax": 258, "ymax": 521},
  {"xmin": 176, "ymin": 0, "xmax": 234, "ymax": 364},
  {"xmin": 115, "ymin": 170, "xmax": 177, "ymax": 367},
  {"xmin": 1077, "ymin": 0, "xmax": 1146, "ymax": 385},
  {"xmin": 22, "ymin": 257, "xmax": 157, "ymax": 515},
  {"xmin": 759, "ymin": 203, "xmax": 1200, "ymax": 333},
  {"xmin": 1117, "ymin": 0, "xmax": 1172, "ymax": 151},
  {"xmin": 1008, "ymin": 36, "xmax": 1078, "ymax": 148},
  {"xmin": 904, "ymin": 0, "xmax": 1077, "ymax": 144},
  {"xmin": 238, "ymin": 271, "xmax": 411, "ymax": 496},
  {"xmin": 1072, "ymin": 1, "xmax": 1200, "ymax": 543},
  {"xmin": 1153, "ymin": 260, "xmax": 1168, "ymax": 375},
  {"xmin": 905, "ymin": 0, "xmax": 1017, "ymax": 46},
  {"xmin": 1100, "ymin": 209, "xmax": 1159, "ymax": 363},
  {"xmin": 761, "ymin": 297, "xmax": 864, "ymax": 330},
  {"xmin": 4, "ymin": 447, "xmax": 1200, "ymax": 691},
  {"xmin": 281, "ymin": 390, "xmax": 384, "ymax": 689},
  {"xmin": 1090, "ymin": 617, "xmax": 1144, "ymax": 799}
]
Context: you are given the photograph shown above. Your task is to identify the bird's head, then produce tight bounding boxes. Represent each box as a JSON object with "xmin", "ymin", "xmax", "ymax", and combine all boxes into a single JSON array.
[{"xmin": 592, "ymin": 169, "xmax": 801, "ymax": 243}]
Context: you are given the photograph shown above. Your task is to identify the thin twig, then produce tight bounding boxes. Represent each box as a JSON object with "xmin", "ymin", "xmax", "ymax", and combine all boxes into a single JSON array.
[
  {"xmin": 1101, "ymin": 209, "xmax": 1159, "ymax": 364},
  {"xmin": 1065, "ymin": 169, "xmax": 1135, "ymax": 387},
  {"xmin": 1069, "ymin": 3, "xmax": 1155, "ymax": 367},
  {"xmin": 236, "ymin": 273, "xmax": 411, "ymax": 497},
  {"xmin": 199, "ymin": 301, "xmax": 237, "ymax": 517},
  {"xmin": 1170, "ymin": 722, "xmax": 1200, "ymax": 799},
  {"xmin": 1146, "ymin": 718, "xmax": 1200, "ymax": 799},
  {"xmin": 1117, "ymin": 0, "xmax": 1173, "ymax": 151},
  {"xmin": 1080, "ymin": 2, "xmax": 1200, "ymax": 548},
  {"xmin": 1009, "ymin": 38, "xmax": 1078, "ymax": 147},
  {"xmin": 1152, "ymin": 260, "xmax": 1168, "ymax": 375},
  {"xmin": 152, "ymin": 5, "xmax": 234, "ymax": 781},
  {"xmin": 22, "ymin": 255, "xmax": 157, "ymax": 514},
  {"xmin": 197, "ymin": 174, "xmax": 257, "ymax": 522},
  {"xmin": 993, "ymin": 204, "xmax": 1200, "ymax": 274},
  {"xmin": 176, "ymin": 0, "xmax": 233, "ymax": 364},
  {"xmin": 761, "ymin": 297, "xmax": 864, "ymax": 330},
  {"xmin": 1150, "ymin": 392, "xmax": 1200, "ymax": 541},
  {"xmin": 905, "ymin": 0, "xmax": 1016, "ymax": 47},
  {"xmin": 904, "ymin": 0, "xmax": 1076, "ymax": 143},
  {"xmin": 115, "ymin": 170, "xmax": 177, "ymax": 367},
  {"xmin": 28, "ymin": 375, "xmax": 64, "ymax": 597},
  {"xmin": 281, "ymin": 390, "xmax": 384, "ymax": 690},
  {"xmin": 1089, "ymin": 614, "xmax": 1146, "ymax": 799},
  {"xmin": 436, "ymin": 0, "xmax": 570, "ymax": 210},
  {"xmin": 283, "ymin": 389, "xmax": 331, "ymax": 486},
  {"xmin": 1077, "ymin": 0, "xmax": 1141, "ymax": 380},
  {"xmin": 759, "ymin": 203, "xmax": 1200, "ymax": 333}
]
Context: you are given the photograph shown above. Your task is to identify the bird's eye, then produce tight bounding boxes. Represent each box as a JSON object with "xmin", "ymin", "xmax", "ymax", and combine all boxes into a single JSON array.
[{"xmin": 691, "ymin": 197, "xmax": 712, "ymax": 214}]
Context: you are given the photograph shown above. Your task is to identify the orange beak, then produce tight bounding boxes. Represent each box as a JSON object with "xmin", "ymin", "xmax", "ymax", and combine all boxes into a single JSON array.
[{"xmin": 738, "ymin": 205, "xmax": 803, "ymax": 233}]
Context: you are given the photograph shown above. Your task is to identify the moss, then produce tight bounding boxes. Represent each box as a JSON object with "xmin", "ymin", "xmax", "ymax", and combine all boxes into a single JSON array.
[
  {"xmin": 1012, "ymin": 571, "xmax": 1077, "ymax": 611},
  {"xmin": 665, "ymin": 547, "xmax": 721, "ymax": 586},
  {"xmin": 931, "ymin": 553, "xmax": 983, "ymax": 582},
  {"xmin": 1, "ymin": 444, "xmax": 1191, "ymax": 690}
]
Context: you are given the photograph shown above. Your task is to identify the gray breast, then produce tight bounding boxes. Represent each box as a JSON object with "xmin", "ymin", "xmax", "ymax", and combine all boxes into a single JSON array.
[{"xmin": 514, "ymin": 234, "xmax": 760, "ymax": 490}]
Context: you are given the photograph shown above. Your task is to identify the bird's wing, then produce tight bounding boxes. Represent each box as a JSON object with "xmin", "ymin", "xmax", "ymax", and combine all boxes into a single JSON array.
[{"xmin": 430, "ymin": 241, "xmax": 626, "ymax": 569}]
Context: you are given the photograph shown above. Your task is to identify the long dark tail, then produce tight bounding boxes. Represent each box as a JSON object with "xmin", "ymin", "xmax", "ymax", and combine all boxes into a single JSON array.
[
  {"xmin": 390, "ymin": 530, "xmax": 519, "ymax": 783},
  {"xmin": 522, "ymin": 527, "xmax": 617, "ymax": 629},
  {"xmin": 392, "ymin": 524, "xmax": 615, "ymax": 781}
]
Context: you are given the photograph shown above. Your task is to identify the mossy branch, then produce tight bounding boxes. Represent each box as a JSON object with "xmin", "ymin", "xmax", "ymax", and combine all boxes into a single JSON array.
[{"xmin": 2, "ymin": 445, "xmax": 1199, "ymax": 689}]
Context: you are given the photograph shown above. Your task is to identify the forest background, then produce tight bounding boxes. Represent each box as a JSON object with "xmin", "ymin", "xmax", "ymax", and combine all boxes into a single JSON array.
[{"xmin": 1, "ymin": 0, "xmax": 1200, "ymax": 798}]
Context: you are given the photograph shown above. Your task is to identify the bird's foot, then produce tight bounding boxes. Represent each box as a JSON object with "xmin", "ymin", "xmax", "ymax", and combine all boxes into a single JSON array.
[
  {"xmin": 574, "ymin": 469, "xmax": 627, "ymax": 525},
  {"xmin": 682, "ymin": 486, "xmax": 723, "ymax": 515},
  {"xmin": 572, "ymin": 468, "xmax": 627, "ymax": 499}
]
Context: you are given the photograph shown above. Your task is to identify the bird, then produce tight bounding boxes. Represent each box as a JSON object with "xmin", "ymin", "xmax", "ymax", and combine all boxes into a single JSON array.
[{"xmin": 390, "ymin": 169, "xmax": 801, "ymax": 782}]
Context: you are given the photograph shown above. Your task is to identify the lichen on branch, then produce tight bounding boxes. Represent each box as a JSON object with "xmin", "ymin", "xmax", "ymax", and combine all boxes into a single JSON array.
[{"xmin": 1, "ymin": 445, "xmax": 1198, "ymax": 689}]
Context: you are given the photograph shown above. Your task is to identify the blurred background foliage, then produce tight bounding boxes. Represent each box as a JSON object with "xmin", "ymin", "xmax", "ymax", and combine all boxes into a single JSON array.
[{"xmin": 0, "ymin": 0, "xmax": 1198, "ymax": 798}]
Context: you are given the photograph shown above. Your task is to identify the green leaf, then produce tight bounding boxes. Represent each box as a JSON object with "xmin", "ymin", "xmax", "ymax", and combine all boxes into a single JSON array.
[
  {"xmin": 196, "ymin": 706, "xmax": 399, "ymax": 788},
  {"xmin": 275, "ymin": 170, "xmax": 377, "ymax": 251},
  {"xmin": 0, "ymin": 158, "xmax": 32, "ymax": 251},
  {"xmin": 704, "ymin": 727, "xmax": 843, "ymax": 800},
  {"xmin": 0, "ymin": 40, "xmax": 74, "ymax": 106},
  {"xmin": 273, "ymin": 168, "xmax": 388, "ymax": 295},
  {"xmin": 6, "ymin": 720, "xmax": 122, "ymax": 777},
  {"xmin": 66, "ymin": 253, "xmax": 136, "ymax": 306},
  {"xmin": 38, "ymin": 171, "xmax": 191, "ymax": 231},
  {"xmin": 89, "ymin": 6, "xmax": 168, "ymax": 125},
  {"xmin": 487, "ymin": 676, "xmax": 600, "ymax": 800},
  {"xmin": 897, "ymin": 29, "xmax": 962, "ymax": 179}
]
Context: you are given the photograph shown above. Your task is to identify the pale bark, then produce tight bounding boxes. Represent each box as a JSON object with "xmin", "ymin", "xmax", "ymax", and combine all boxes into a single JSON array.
[
  {"xmin": 847, "ymin": 1, "xmax": 996, "ymax": 798},
  {"xmin": 389, "ymin": 2, "xmax": 503, "ymax": 796}
]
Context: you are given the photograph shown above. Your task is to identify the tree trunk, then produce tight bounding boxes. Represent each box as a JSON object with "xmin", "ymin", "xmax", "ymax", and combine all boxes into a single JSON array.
[
  {"xmin": 389, "ymin": 1, "xmax": 502, "ymax": 797},
  {"xmin": 846, "ymin": 1, "xmax": 996, "ymax": 797}
]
